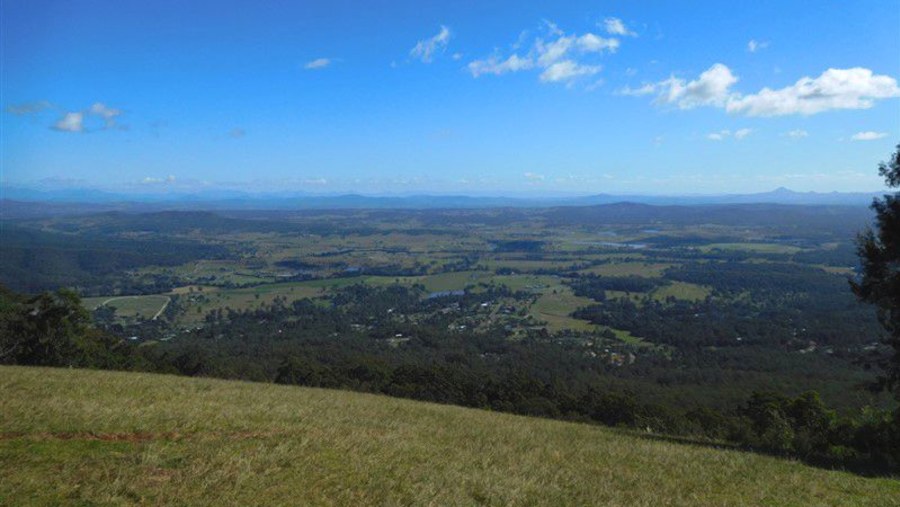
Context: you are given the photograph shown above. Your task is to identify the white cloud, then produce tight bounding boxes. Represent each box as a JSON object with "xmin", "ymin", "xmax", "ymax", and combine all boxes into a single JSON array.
[
  {"xmin": 302, "ymin": 178, "xmax": 328, "ymax": 185},
  {"xmin": 52, "ymin": 112, "xmax": 84, "ymax": 133},
  {"xmin": 603, "ymin": 17, "xmax": 636, "ymax": 37},
  {"xmin": 6, "ymin": 100, "xmax": 53, "ymax": 115},
  {"xmin": 618, "ymin": 83, "xmax": 657, "ymax": 96},
  {"xmin": 540, "ymin": 60, "xmax": 601, "ymax": 83},
  {"xmin": 468, "ymin": 22, "xmax": 619, "ymax": 85},
  {"xmin": 734, "ymin": 128, "xmax": 752, "ymax": 139},
  {"xmin": 451, "ymin": 52, "xmax": 463, "ymax": 61},
  {"xmin": 410, "ymin": 25, "xmax": 451, "ymax": 63},
  {"xmin": 575, "ymin": 33, "xmax": 619, "ymax": 53},
  {"xmin": 707, "ymin": 129, "xmax": 730, "ymax": 141},
  {"xmin": 623, "ymin": 65, "xmax": 900, "ymax": 116},
  {"xmin": 784, "ymin": 129, "xmax": 809, "ymax": 139},
  {"xmin": 304, "ymin": 58, "xmax": 331, "ymax": 69},
  {"xmin": 706, "ymin": 128, "xmax": 751, "ymax": 141},
  {"xmin": 851, "ymin": 131, "xmax": 888, "ymax": 141},
  {"xmin": 747, "ymin": 39, "xmax": 769, "ymax": 53},
  {"xmin": 524, "ymin": 172, "xmax": 545, "ymax": 181},
  {"xmin": 725, "ymin": 67, "xmax": 900, "ymax": 116},
  {"xmin": 229, "ymin": 128, "xmax": 246, "ymax": 138},
  {"xmin": 585, "ymin": 78, "xmax": 605, "ymax": 91},
  {"xmin": 50, "ymin": 102, "xmax": 123, "ymax": 133},
  {"xmin": 88, "ymin": 102, "xmax": 122, "ymax": 128},
  {"xmin": 468, "ymin": 54, "xmax": 533, "ymax": 77},
  {"xmin": 653, "ymin": 63, "xmax": 739, "ymax": 109},
  {"xmin": 535, "ymin": 36, "xmax": 573, "ymax": 66}
]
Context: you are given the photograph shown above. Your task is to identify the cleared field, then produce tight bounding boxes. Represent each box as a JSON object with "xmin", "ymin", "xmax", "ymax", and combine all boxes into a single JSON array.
[
  {"xmin": 82, "ymin": 295, "xmax": 170, "ymax": 319},
  {"xmin": 609, "ymin": 327, "xmax": 654, "ymax": 348},
  {"xmin": 821, "ymin": 265, "xmax": 856, "ymax": 275},
  {"xmin": 416, "ymin": 271, "xmax": 492, "ymax": 292},
  {"xmin": 580, "ymin": 262, "xmax": 673, "ymax": 277},
  {"xmin": 2, "ymin": 367, "xmax": 896, "ymax": 506},
  {"xmin": 529, "ymin": 286, "xmax": 598, "ymax": 332},
  {"xmin": 491, "ymin": 274, "xmax": 559, "ymax": 292},
  {"xmin": 481, "ymin": 258, "xmax": 583, "ymax": 272},
  {"xmin": 652, "ymin": 281, "xmax": 713, "ymax": 302},
  {"xmin": 701, "ymin": 242, "xmax": 804, "ymax": 254}
]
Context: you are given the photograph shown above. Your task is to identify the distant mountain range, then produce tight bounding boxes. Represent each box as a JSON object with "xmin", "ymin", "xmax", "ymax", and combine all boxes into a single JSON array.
[{"xmin": 0, "ymin": 185, "xmax": 883, "ymax": 216}]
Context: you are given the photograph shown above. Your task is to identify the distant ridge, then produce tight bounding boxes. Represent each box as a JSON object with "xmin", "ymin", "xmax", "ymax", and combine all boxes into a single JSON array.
[{"xmin": 0, "ymin": 185, "xmax": 881, "ymax": 214}]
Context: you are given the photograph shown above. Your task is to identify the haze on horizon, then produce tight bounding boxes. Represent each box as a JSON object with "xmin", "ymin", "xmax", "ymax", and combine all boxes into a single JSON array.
[{"xmin": 1, "ymin": 0, "xmax": 899, "ymax": 196}]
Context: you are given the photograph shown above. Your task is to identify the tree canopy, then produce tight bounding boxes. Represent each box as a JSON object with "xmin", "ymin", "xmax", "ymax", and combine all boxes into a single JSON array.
[{"xmin": 854, "ymin": 142, "xmax": 900, "ymax": 397}]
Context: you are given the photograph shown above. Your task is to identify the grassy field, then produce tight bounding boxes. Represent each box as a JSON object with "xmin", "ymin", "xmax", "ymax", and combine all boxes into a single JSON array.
[
  {"xmin": 700, "ymin": 242, "xmax": 804, "ymax": 254},
  {"xmin": 82, "ymin": 295, "xmax": 170, "ymax": 319},
  {"xmin": 652, "ymin": 281, "xmax": 713, "ymax": 302},
  {"xmin": 580, "ymin": 262, "xmax": 673, "ymax": 277},
  {"xmin": 529, "ymin": 286, "xmax": 598, "ymax": 332},
  {"xmin": 2, "ymin": 367, "xmax": 897, "ymax": 506}
]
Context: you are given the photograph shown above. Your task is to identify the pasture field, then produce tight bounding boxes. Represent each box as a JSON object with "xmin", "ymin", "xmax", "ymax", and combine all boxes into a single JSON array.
[
  {"xmin": 529, "ymin": 287, "xmax": 598, "ymax": 332},
  {"xmin": 700, "ymin": 242, "xmax": 804, "ymax": 254},
  {"xmin": 82, "ymin": 295, "xmax": 170, "ymax": 320},
  {"xmin": 579, "ymin": 261, "xmax": 673, "ymax": 277},
  {"xmin": 651, "ymin": 281, "xmax": 713, "ymax": 302},
  {"xmin": 2, "ymin": 366, "xmax": 897, "ymax": 506}
]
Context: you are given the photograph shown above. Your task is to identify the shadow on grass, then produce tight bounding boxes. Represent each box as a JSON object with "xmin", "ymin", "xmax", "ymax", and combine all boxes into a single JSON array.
[{"xmin": 619, "ymin": 429, "xmax": 896, "ymax": 479}]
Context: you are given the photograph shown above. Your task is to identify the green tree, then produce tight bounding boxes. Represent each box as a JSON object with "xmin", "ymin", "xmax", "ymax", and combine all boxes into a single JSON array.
[
  {"xmin": 853, "ymin": 142, "xmax": 900, "ymax": 397},
  {"xmin": 0, "ymin": 288, "xmax": 89, "ymax": 366},
  {"xmin": 0, "ymin": 285, "xmax": 128, "ymax": 368}
]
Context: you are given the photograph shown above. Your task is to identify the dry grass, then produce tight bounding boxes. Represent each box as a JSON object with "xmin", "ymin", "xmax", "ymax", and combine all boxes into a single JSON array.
[{"xmin": 2, "ymin": 366, "xmax": 897, "ymax": 506}]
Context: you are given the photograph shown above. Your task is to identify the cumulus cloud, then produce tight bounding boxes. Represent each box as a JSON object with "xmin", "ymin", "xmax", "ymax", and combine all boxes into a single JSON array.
[
  {"xmin": 726, "ymin": 67, "xmax": 900, "ymax": 116},
  {"xmin": 707, "ymin": 129, "xmax": 730, "ymax": 141},
  {"xmin": 304, "ymin": 58, "xmax": 331, "ymax": 69},
  {"xmin": 6, "ymin": 100, "xmax": 53, "ymax": 115},
  {"xmin": 706, "ymin": 128, "xmax": 751, "ymax": 141},
  {"xmin": 410, "ymin": 25, "xmax": 451, "ymax": 63},
  {"xmin": 574, "ymin": 33, "xmax": 620, "ymax": 53},
  {"xmin": 734, "ymin": 128, "xmax": 752, "ymax": 139},
  {"xmin": 88, "ymin": 102, "xmax": 122, "ymax": 128},
  {"xmin": 747, "ymin": 39, "xmax": 769, "ymax": 53},
  {"xmin": 49, "ymin": 102, "xmax": 124, "ymax": 133},
  {"xmin": 618, "ymin": 83, "xmax": 657, "ymax": 96},
  {"xmin": 784, "ymin": 129, "xmax": 809, "ymax": 139},
  {"xmin": 622, "ymin": 65, "xmax": 900, "ymax": 116},
  {"xmin": 603, "ymin": 17, "xmax": 636, "ymax": 37},
  {"xmin": 540, "ymin": 60, "xmax": 601, "ymax": 82},
  {"xmin": 468, "ymin": 54, "xmax": 534, "ymax": 77},
  {"xmin": 52, "ymin": 112, "xmax": 84, "ymax": 132},
  {"xmin": 638, "ymin": 63, "xmax": 738, "ymax": 109},
  {"xmin": 468, "ymin": 22, "xmax": 619, "ymax": 85},
  {"xmin": 851, "ymin": 131, "xmax": 888, "ymax": 141}
]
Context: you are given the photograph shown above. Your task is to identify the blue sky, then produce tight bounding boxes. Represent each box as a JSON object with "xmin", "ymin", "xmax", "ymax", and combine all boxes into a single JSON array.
[{"xmin": 2, "ymin": 0, "xmax": 899, "ymax": 195}]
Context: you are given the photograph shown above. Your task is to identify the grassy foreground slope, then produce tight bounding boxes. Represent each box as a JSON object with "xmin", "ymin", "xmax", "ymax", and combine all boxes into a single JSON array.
[{"xmin": 1, "ymin": 367, "xmax": 897, "ymax": 506}]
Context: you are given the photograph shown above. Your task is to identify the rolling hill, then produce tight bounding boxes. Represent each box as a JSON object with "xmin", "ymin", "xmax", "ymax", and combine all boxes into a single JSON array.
[{"xmin": 1, "ymin": 366, "xmax": 897, "ymax": 505}]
